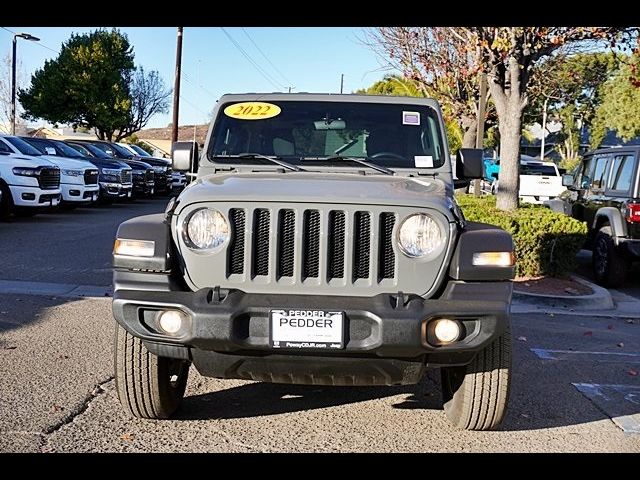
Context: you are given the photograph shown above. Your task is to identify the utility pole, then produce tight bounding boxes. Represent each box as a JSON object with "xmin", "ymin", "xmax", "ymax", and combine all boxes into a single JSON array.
[
  {"xmin": 171, "ymin": 27, "xmax": 183, "ymax": 145},
  {"xmin": 340, "ymin": 74, "xmax": 344, "ymax": 94},
  {"xmin": 473, "ymin": 72, "xmax": 487, "ymax": 197}
]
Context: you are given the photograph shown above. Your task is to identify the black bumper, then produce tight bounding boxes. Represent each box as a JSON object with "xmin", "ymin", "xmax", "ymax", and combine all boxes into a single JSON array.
[
  {"xmin": 132, "ymin": 180, "xmax": 154, "ymax": 195},
  {"xmin": 100, "ymin": 182, "xmax": 132, "ymax": 198},
  {"xmin": 112, "ymin": 277, "xmax": 512, "ymax": 384}
]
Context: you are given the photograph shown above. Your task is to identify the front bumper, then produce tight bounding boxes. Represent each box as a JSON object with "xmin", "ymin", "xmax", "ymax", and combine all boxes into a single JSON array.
[
  {"xmin": 132, "ymin": 180, "xmax": 155, "ymax": 196},
  {"xmin": 100, "ymin": 182, "xmax": 132, "ymax": 198},
  {"xmin": 60, "ymin": 183, "xmax": 99, "ymax": 203},
  {"xmin": 113, "ymin": 278, "xmax": 512, "ymax": 384},
  {"xmin": 8, "ymin": 185, "xmax": 61, "ymax": 207}
]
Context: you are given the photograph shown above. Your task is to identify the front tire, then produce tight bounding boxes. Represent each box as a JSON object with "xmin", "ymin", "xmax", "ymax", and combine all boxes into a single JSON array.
[
  {"xmin": 441, "ymin": 321, "xmax": 512, "ymax": 430},
  {"xmin": 592, "ymin": 225, "xmax": 627, "ymax": 288},
  {"xmin": 114, "ymin": 323, "xmax": 190, "ymax": 419}
]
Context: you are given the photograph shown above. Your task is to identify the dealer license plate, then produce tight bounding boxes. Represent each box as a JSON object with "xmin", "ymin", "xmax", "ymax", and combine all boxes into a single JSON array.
[{"xmin": 270, "ymin": 309, "xmax": 344, "ymax": 350}]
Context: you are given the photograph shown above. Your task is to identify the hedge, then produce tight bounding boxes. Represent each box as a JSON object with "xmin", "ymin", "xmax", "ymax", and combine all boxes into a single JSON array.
[{"xmin": 456, "ymin": 195, "xmax": 587, "ymax": 278}]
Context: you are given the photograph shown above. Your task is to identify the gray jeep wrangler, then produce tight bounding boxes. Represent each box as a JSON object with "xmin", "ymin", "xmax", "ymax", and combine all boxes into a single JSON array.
[{"xmin": 112, "ymin": 94, "xmax": 515, "ymax": 430}]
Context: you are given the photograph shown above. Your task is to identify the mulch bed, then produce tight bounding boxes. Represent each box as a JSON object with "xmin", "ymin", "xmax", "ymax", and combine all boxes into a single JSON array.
[{"xmin": 513, "ymin": 276, "xmax": 594, "ymax": 296}]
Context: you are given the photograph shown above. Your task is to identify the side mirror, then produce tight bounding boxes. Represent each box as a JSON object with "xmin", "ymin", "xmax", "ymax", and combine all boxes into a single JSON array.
[
  {"xmin": 172, "ymin": 141, "xmax": 198, "ymax": 173},
  {"xmin": 561, "ymin": 173, "xmax": 574, "ymax": 187},
  {"xmin": 456, "ymin": 148, "xmax": 484, "ymax": 180},
  {"xmin": 453, "ymin": 179, "xmax": 470, "ymax": 190}
]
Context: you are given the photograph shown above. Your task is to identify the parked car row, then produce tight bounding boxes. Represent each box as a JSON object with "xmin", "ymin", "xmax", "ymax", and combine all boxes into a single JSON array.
[{"xmin": 0, "ymin": 135, "xmax": 186, "ymax": 219}]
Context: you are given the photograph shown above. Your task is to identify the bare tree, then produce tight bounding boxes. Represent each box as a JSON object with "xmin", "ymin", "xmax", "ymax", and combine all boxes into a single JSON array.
[
  {"xmin": 0, "ymin": 53, "xmax": 26, "ymax": 134},
  {"xmin": 115, "ymin": 67, "xmax": 172, "ymax": 141}
]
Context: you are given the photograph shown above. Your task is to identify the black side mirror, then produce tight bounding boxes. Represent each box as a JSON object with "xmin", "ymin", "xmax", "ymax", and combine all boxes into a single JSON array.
[
  {"xmin": 456, "ymin": 148, "xmax": 484, "ymax": 180},
  {"xmin": 172, "ymin": 141, "xmax": 198, "ymax": 173},
  {"xmin": 562, "ymin": 173, "xmax": 574, "ymax": 187}
]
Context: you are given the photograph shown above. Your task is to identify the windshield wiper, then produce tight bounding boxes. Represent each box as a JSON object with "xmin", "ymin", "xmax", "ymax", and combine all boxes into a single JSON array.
[
  {"xmin": 301, "ymin": 155, "xmax": 394, "ymax": 175},
  {"xmin": 214, "ymin": 153, "xmax": 305, "ymax": 172}
]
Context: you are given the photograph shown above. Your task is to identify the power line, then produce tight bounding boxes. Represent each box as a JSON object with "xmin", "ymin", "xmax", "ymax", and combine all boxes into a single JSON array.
[
  {"xmin": 179, "ymin": 94, "xmax": 210, "ymax": 118},
  {"xmin": 241, "ymin": 27, "xmax": 294, "ymax": 89},
  {"xmin": 219, "ymin": 27, "xmax": 285, "ymax": 90},
  {"xmin": 1, "ymin": 26, "xmax": 59, "ymax": 54},
  {"xmin": 182, "ymin": 72, "xmax": 218, "ymax": 100}
]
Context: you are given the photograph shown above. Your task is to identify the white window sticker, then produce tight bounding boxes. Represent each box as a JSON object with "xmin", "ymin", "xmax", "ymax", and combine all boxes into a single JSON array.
[
  {"xmin": 403, "ymin": 111, "xmax": 420, "ymax": 125},
  {"xmin": 415, "ymin": 155, "xmax": 434, "ymax": 168}
]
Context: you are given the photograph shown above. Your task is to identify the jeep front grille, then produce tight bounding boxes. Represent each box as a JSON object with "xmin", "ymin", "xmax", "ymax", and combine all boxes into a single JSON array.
[{"xmin": 225, "ymin": 207, "xmax": 396, "ymax": 284}]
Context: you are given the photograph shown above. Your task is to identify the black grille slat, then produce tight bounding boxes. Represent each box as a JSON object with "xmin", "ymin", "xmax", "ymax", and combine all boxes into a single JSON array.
[
  {"xmin": 303, "ymin": 210, "xmax": 320, "ymax": 278},
  {"xmin": 253, "ymin": 209, "xmax": 270, "ymax": 276},
  {"xmin": 84, "ymin": 169, "xmax": 99, "ymax": 185},
  {"xmin": 278, "ymin": 210, "xmax": 295, "ymax": 278},
  {"xmin": 121, "ymin": 170, "xmax": 132, "ymax": 184},
  {"xmin": 379, "ymin": 213, "xmax": 396, "ymax": 281},
  {"xmin": 353, "ymin": 212, "xmax": 371, "ymax": 280},
  {"xmin": 145, "ymin": 169, "xmax": 155, "ymax": 181},
  {"xmin": 328, "ymin": 211, "xmax": 346, "ymax": 279},
  {"xmin": 38, "ymin": 168, "xmax": 60, "ymax": 190},
  {"xmin": 228, "ymin": 209, "xmax": 245, "ymax": 275}
]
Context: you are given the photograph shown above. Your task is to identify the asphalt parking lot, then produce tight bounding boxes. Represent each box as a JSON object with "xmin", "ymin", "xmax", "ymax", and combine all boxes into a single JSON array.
[{"xmin": 0, "ymin": 199, "xmax": 638, "ymax": 452}]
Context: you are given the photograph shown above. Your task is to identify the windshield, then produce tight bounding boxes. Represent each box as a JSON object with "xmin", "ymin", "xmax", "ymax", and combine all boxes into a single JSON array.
[
  {"xmin": 520, "ymin": 164, "xmax": 558, "ymax": 176},
  {"xmin": 5, "ymin": 136, "xmax": 43, "ymax": 156},
  {"xmin": 108, "ymin": 142, "xmax": 134, "ymax": 158},
  {"xmin": 74, "ymin": 143, "xmax": 112, "ymax": 159},
  {"xmin": 129, "ymin": 144, "xmax": 151, "ymax": 157},
  {"xmin": 208, "ymin": 100, "xmax": 445, "ymax": 169},
  {"xmin": 51, "ymin": 140, "xmax": 84, "ymax": 158}
]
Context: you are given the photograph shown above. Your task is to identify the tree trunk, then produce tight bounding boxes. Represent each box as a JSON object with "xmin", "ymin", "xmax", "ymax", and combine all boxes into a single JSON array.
[
  {"xmin": 460, "ymin": 116, "xmax": 477, "ymax": 148},
  {"xmin": 495, "ymin": 102, "xmax": 522, "ymax": 212}
]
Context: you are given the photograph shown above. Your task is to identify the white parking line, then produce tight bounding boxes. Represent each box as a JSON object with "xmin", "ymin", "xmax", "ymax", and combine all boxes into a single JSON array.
[
  {"xmin": 573, "ymin": 383, "xmax": 640, "ymax": 434},
  {"xmin": 531, "ymin": 348, "xmax": 640, "ymax": 363}
]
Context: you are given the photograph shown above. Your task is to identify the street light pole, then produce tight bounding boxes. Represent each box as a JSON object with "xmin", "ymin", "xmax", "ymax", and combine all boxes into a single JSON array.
[{"xmin": 11, "ymin": 32, "xmax": 40, "ymax": 135}]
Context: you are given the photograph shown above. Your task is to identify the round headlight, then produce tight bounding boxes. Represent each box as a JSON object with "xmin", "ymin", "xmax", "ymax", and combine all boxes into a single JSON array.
[
  {"xmin": 398, "ymin": 213, "xmax": 445, "ymax": 258},
  {"xmin": 182, "ymin": 208, "xmax": 230, "ymax": 252}
]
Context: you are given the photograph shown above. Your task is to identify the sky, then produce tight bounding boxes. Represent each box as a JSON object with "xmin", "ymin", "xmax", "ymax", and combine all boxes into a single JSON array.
[{"xmin": 1, "ymin": 27, "xmax": 392, "ymax": 130}]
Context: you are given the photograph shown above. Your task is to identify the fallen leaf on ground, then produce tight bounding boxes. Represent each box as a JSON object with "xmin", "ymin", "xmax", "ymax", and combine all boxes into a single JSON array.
[
  {"xmin": 524, "ymin": 282, "xmax": 531, "ymax": 287},
  {"xmin": 548, "ymin": 313, "xmax": 555, "ymax": 317},
  {"xmin": 120, "ymin": 433, "xmax": 135, "ymax": 442},
  {"xmin": 517, "ymin": 336, "xmax": 527, "ymax": 342},
  {"xmin": 521, "ymin": 413, "xmax": 530, "ymax": 418},
  {"xmin": 583, "ymin": 331, "xmax": 593, "ymax": 336},
  {"xmin": 564, "ymin": 287, "xmax": 579, "ymax": 295},
  {"xmin": 50, "ymin": 405, "xmax": 63, "ymax": 413},
  {"xmin": 617, "ymin": 342, "xmax": 624, "ymax": 348},
  {"xmin": 625, "ymin": 319, "xmax": 634, "ymax": 324},
  {"xmin": 607, "ymin": 325, "xmax": 614, "ymax": 330},
  {"xmin": 628, "ymin": 369, "xmax": 639, "ymax": 377},
  {"xmin": 58, "ymin": 354, "xmax": 69, "ymax": 359},
  {"xmin": 2, "ymin": 346, "xmax": 17, "ymax": 350}
]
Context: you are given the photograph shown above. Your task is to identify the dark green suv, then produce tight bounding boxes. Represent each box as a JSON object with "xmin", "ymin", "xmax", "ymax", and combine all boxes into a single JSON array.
[{"xmin": 550, "ymin": 147, "xmax": 640, "ymax": 287}]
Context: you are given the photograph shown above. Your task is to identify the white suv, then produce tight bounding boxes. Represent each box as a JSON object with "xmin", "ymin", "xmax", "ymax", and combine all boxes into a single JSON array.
[
  {"xmin": 0, "ymin": 136, "xmax": 99, "ymax": 206},
  {"xmin": 0, "ymin": 140, "xmax": 61, "ymax": 218}
]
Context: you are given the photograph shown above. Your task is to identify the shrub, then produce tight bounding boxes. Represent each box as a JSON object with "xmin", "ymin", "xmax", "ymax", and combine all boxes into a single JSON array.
[{"xmin": 456, "ymin": 195, "xmax": 587, "ymax": 278}]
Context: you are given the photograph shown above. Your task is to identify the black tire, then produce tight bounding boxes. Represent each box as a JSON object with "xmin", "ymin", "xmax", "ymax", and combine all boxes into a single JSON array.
[
  {"xmin": 441, "ymin": 321, "xmax": 512, "ymax": 431},
  {"xmin": 114, "ymin": 323, "xmax": 190, "ymax": 419},
  {"xmin": 0, "ymin": 182, "xmax": 14, "ymax": 221},
  {"xmin": 592, "ymin": 225, "xmax": 627, "ymax": 288}
]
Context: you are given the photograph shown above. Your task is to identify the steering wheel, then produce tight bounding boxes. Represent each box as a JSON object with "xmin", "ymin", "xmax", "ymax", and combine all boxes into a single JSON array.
[{"xmin": 369, "ymin": 151, "xmax": 406, "ymax": 161}]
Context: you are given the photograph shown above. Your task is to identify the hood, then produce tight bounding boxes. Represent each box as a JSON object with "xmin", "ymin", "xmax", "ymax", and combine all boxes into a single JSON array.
[
  {"xmin": 39, "ymin": 154, "xmax": 96, "ymax": 171},
  {"xmin": 120, "ymin": 159, "xmax": 152, "ymax": 170},
  {"xmin": 134, "ymin": 156, "xmax": 170, "ymax": 167},
  {"xmin": 177, "ymin": 172, "xmax": 453, "ymax": 211},
  {"xmin": 84, "ymin": 157, "xmax": 130, "ymax": 170},
  {"xmin": 2, "ymin": 153, "xmax": 57, "ymax": 168}
]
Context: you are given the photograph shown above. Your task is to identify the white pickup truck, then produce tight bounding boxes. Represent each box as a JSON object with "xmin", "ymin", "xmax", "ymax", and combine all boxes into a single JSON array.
[
  {"xmin": 0, "ymin": 136, "xmax": 99, "ymax": 206},
  {"xmin": 0, "ymin": 140, "xmax": 61, "ymax": 218},
  {"xmin": 491, "ymin": 158, "xmax": 566, "ymax": 204}
]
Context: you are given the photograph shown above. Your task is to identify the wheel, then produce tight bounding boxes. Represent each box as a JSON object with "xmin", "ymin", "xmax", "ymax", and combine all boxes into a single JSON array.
[
  {"xmin": 441, "ymin": 321, "xmax": 512, "ymax": 430},
  {"xmin": 0, "ymin": 183, "xmax": 14, "ymax": 221},
  {"xmin": 114, "ymin": 322, "xmax": 190, "ymax": 419},
  {"xmin": 592, "ymin": 225, "xmax": 627, "ymax": 288}
]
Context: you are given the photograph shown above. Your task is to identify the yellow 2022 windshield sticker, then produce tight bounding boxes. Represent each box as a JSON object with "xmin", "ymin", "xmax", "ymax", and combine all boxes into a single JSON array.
[{"xmin": 223, "ymin": 102, "xmax": 281, "ymax": 120}]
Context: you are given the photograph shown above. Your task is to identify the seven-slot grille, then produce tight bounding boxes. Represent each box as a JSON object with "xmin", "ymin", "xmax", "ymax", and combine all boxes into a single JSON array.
[
  {"xmin": 37, "ymin": 167, "xmax": 60, "ymax": 190},
  {"xmin": 226, "ymin": 207, "xmax": 397, "ymax": 283},
  {"xmin": 120, "ymin": 170, "xmax": 132, "ymax": 184},
  {"xmin": 84, "ymin": 169, "xmax": 99, "ymax": 185}
]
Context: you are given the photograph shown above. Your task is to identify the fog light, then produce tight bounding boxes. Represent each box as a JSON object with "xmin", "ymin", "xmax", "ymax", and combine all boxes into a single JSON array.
[
  {"xmin": 433, "ymin": 319, "xmax": 461, "ymax": 344},
  {"xmin": 472, "ymin": 251, "xmax": 515, "ymax": 267},
  {"xmin": 113, "ymin": 239, "xmax": 155, "ymax": 257},
  {"xmin": 157, "ymin": 310, "xmax": 186, "ymax": 334}
]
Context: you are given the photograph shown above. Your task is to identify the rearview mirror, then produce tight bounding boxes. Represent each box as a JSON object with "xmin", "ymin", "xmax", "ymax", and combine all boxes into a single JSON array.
[
  {"xmin": 172, "ymin": 141, "xmax": 198, "ymax": 172},
  {"xmin": 314, "ymin": 119, "xmax": 346, "ymax": 130},
  {"xmin": 562, "ymin": 173, "xmax": 574, "ymax": 187},
  {"xmin": 456, "ymin": 148, "xmax": 484, "ymax": 180}
]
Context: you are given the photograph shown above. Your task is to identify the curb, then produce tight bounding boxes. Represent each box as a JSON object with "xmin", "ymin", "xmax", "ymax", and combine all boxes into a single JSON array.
[{"xmin": 512, "ymin": 275, "xmax": 614, "ymax": 311}]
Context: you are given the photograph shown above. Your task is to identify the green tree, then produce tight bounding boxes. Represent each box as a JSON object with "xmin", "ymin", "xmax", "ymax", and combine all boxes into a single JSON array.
[
  {"xmin": 591, "ymin": 55, "xmax": 640, "ymax": 147},
  {"xmin": 19, "ymin": 29, "xmax": 171, "ymax": 141}
]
